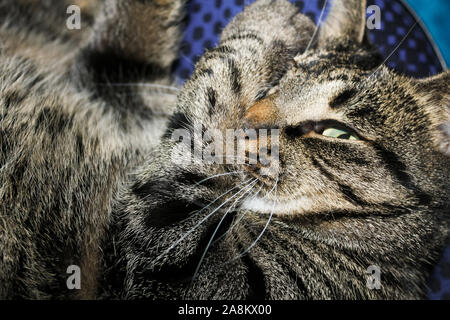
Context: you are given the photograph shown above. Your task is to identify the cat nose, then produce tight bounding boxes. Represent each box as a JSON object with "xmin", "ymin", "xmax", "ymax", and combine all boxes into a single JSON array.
[
  {"xmin": 243, "ymin": 135, "xmax": 280, "ymax": 180},
  {"xmin": 244, "ymin": 97, "xmax": 278, "ymax": 129},
  {"xmin": 242, "ymin": 98, "xmax": 280, "ymax": 180},
  {"xmin": 243, "ymin": 133, "xmax": 270, "ymax": 167}
]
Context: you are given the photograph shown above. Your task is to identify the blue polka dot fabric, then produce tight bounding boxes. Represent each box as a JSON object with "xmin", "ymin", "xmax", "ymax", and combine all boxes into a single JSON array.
[
  {"xmin": 173, "ymin": 0, "xmax": 449, "ymax": 300},
  {"xmin": 174, "ymin": 0, "xmax": 446, "ymax": 81}
]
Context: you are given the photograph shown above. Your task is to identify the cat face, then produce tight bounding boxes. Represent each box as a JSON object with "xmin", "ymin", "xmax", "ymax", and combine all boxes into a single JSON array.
[
  {"xmin": 121, "ymin": 0, "xmax": 449, "ymax": 299},
  {"xmin": 240, "ymin": 46, "xmax": 450, "ymax": 218},
  {"xmin": 165, "ymin": 18, "xmax": 449, "ymax": 221}
]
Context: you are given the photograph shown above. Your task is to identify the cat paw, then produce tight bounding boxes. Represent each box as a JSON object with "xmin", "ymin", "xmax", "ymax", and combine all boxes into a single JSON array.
[{"xmin": 220, "ymin": 0, "xmax": 315, "ymax": 53}]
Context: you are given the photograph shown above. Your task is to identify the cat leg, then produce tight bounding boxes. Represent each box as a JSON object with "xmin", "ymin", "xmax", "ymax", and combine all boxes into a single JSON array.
[
  {"xmin": 66, "ymin": 0, "xmax": 187, "ymax": 299},
  {"xmin": 88, "ymin": 0, "xmax": 184, "ymax": 72},
  {"xmin": 73, "ymin": 0, "xmax": 185, "ymax": 111}
]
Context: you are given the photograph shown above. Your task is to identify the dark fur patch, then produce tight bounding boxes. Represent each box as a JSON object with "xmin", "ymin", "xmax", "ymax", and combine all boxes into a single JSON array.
[
  {"xmin": 202, "ymin": 45, "xmax": 236, "ymax": 62},
  {"xmin": 207, "ymin": 87, "xmax": 217, "ymax": 116},
  {"xmin": 84, "ymin": 49, "xmax": 165, "ymax": 79},
  {"xmin": 372, "ymin": 142, "xmax": 432, "ymax": 206},
  {"xmin": 132, "ymin": 171, "xmax": 209, "ymax": 200},
  {"xmin": 163, "ymin": 112, "xmax": 192, "ymax": 138},
  {"xmin": 337, "ymin": 183, "xmax": 368, "ymax": 206},
  {"xmin": 228, "ymin": 58, "xmax": 241, "ymax": 95},
  {"xmin": 35, "ymin": 107, "xmax": 74, "ymax": 137},
  {"xmin": 75, "ymin": 134, "xmax": 84, "ymax": 162},
  {"xmin": 144, "ymin": 201, "xmax": 203, "ymax": 229},
  {"xmin": 3, "ymin": 90, "xmax": 26, "ymax": 110},
  {"xmin": 329, "ymin": 89, "xmax": 358, "ymax": 109},
  {"xmin": 221, "ymin": 33, "xmax": 264, "ymax": 44},
  {"xmin": 241, "ymin": 255, "xmax": 267, "ymax": 300},
  {"xmin": 195, "ymin": 68, "xmax": 214, "ymax": 79}
]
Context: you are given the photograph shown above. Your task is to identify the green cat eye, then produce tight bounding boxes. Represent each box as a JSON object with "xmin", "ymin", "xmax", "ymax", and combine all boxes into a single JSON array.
[{"xmin": 322, "ymin": 128, "xmax": 359, "ymax": 140}]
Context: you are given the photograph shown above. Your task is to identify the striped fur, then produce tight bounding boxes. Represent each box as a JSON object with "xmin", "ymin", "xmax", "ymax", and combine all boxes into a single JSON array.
[{"xmin": 0, "ymin": 0, "xmax": 449, "ymax": 300}]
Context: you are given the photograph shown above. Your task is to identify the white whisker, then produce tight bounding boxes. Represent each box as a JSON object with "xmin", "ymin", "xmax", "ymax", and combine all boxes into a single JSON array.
[
  {"xmin": 305, "ymin": 0, "xmax": 328, "ymax": 52},
  {"xmin": 190, "ymin": 179, "xmax": 258, "ymax": 283},
  {"xmin": 152, "ymin": 178, "xmax": 254, "ymax": 264},
  {"xmin": 364, "ymin": 22, "xmax": 418, "ymax": 82},
  {"xmin": 211, "ymin": 183, "xmax": 265, "ymax": 245},
  {"xmin": 98, "ymin": 83, "xmax": 180, "ymax": 91},
  {"xmin": 181, "ymin": 54, "xmax": 195, "ymax": 68},
  {"xmin": 195, "ymin": 171, "xmax": 244, "ymax": 186},
  {"xmin": 226, "ymin": 176, "xmax": 279, "ymax": 264}
]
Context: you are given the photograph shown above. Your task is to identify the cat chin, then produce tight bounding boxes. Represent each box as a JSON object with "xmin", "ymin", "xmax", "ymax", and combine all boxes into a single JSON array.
[{"xmin": 240, "ymin": 197, "xmax": 314, "ymax": 215}]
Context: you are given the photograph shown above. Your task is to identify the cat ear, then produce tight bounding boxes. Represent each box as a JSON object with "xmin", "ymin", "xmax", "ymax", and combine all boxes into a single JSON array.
[
  {"xmin": 416, "ymin": 71, "xmax": 450, "ymax": 156},
  {"xmin": 318, "ymin": 0, "xmax": 367, "ymax": 47}
]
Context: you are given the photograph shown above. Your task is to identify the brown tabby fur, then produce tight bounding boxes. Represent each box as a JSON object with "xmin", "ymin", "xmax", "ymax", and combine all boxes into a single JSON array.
[{"xmin": 0, "ymin": 0, "xmax": 448, "ymax": 299}]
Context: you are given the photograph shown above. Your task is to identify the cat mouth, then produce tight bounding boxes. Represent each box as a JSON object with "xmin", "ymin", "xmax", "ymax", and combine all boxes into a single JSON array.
[{"xmin": 240, "ymin": 197, "xmax": 313, "ymax": 215}]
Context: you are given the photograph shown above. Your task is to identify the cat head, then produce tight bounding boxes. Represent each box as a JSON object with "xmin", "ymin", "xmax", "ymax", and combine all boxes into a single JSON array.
[{"xmin": 120, "ymin": 0, "xmax": 449, "ymax": 299}]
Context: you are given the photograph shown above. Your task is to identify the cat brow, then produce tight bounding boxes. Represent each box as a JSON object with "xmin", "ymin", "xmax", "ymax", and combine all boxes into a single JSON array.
[{"xmin": 329, "ymin": 89, "xmax": 358, "ymax": 109}]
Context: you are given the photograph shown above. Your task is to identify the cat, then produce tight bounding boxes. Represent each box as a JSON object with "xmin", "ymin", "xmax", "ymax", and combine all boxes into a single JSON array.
[{"xmin": 0, "ymin": 0, "xmax": 449, "ymax": 300}]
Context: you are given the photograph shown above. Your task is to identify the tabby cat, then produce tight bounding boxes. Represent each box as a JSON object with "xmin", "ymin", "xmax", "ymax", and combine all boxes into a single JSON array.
[{"xmin": 0, "ymin": 0, "xmax": 449, "ymax": 300}]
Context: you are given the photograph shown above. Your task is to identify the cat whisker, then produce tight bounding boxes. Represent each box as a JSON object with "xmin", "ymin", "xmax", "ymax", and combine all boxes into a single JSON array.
[
  {"xmin": 225, "ymin": 176, "xmax": 279, "ymax": 264},
  {"xmin": 99, "ymin": 83, "xmax": 180, "ymax": 92},
  {"xmin": 181, "ymin": 54, "xmax": 195, "ymax": 68},
  {"xmin": 364, "ymin": 22, "xmax": 418, "ymax": 83},
  {"xmin": 152, "ymin": 178, "xmax": 254, "ymax": 264},
  {"xmin": 190, "ymin": 179, "xmax": 258, "ymax": 284},
  {"xmin": 304, "ymin": 0, "xmax": 328, "ymax": 52},
  {"xmin": 112, "ymin": 92, "xmax": 178, "ymax": 99},
  {"xmin": 166, "ymin": 120, "xmax": 193, "ymax": 135},
  {"xmin": 210, "ymin": 183, "xmax": 265, "ymax": 246},
  {"xmin": 195, "ymin": 171, "xmax": 244, "ymax": 186}
]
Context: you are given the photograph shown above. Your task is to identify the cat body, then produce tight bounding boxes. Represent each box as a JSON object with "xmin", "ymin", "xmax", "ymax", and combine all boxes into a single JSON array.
[{"xmin": 0, "ymin": 0, "xmax": 448, "ymax": 299}]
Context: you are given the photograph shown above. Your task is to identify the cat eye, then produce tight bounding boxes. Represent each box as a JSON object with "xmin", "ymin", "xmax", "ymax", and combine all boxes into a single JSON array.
[
  {"xmin": 321, "ymin": 128, "xmax": 359, "ymax": 140},
  {"xmin": 285, "ymin": 120, "xmax": 362, "ymax": 141}
]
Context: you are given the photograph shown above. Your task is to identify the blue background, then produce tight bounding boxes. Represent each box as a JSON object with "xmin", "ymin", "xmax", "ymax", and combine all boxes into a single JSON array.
[
  {"xmin": 405, "ymin": 0, "xmax": 450, "ymax": 299},
  {"xmin": 176, "ymin": 0, "xmax": 447, "ymax": 81},
  {"xmin": 406, "ymin": 0, "xmax": 449, "ymax": 66}
]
